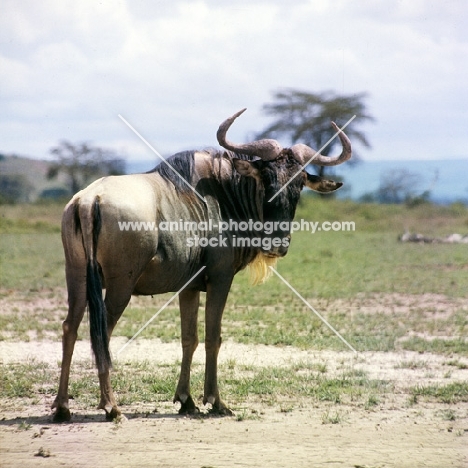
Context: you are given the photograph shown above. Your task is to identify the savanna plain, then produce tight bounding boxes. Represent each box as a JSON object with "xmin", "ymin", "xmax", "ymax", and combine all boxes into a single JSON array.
[{"xmin": 1, "ymin": 198, "xmax": 467, "ymax": 467}]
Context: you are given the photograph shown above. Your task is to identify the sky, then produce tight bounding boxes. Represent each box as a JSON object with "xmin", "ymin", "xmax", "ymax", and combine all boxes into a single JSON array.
[{"xmin": 1, "ymin": 0, "xmax": 467, "ymax": 163}]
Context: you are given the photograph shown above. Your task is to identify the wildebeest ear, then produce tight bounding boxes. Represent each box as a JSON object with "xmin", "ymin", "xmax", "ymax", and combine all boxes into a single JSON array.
[
  {"xmin": 233, "ymin": 159, "xmax": 261, "ymax": 179},
  {"xmin": 305, "ymin": 173, "xmax": 343, "ymax": 193}
]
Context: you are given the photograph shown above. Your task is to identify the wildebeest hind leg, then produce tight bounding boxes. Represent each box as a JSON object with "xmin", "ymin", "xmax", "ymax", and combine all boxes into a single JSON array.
[
  {"xmin": 52, "ymin": 273, "xmax": 87, "ymax": 422},
  {"xmin": 96, "ymin": 285, "xmax": 133, "ymax": 420},
  {"xmin": 174, "ymin": 289, "xmax": 200, "ymax": 414}
]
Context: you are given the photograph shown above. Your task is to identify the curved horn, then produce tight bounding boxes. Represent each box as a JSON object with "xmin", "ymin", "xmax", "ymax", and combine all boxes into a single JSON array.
[
  {"xmin": 217, "ymin": 108, "xmax": 283, "ymax": 161},
  {"xmin": 291, "ymin": 122, "xmax": 352, "ymax": 166}
]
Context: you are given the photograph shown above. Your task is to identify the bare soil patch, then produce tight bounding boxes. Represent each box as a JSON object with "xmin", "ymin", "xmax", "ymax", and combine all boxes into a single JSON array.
[
  {"xmin": 2, "ymin": 401, "xmax": 466, "ymax": 468},
  {"xmin": 1, "ymin": 340, "xmax": 467, "ymax": 468}
]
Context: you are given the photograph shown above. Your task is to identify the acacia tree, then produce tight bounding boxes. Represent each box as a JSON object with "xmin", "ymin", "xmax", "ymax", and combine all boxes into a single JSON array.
[
  {"xmin": 47, "ymin": 141, "xmax": 125, "ymax": 194},
  {"xmin": 377, "ymin": 169, "xmax": 423, "ymax": 204},
  {"xmin": 256, "ymin": 89, "xmax": 374, "ymax": 178}
]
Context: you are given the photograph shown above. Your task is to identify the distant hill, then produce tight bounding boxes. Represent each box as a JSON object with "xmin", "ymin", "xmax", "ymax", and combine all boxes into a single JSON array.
[
  {"xmin": 0, "ymin": 151, "xmax": 125, "ymax": 203},
  {"xmin": 0, "ymin": 154, "xmax": 69, "ymax": 202},
  {"xmin": 1, "ymin": 154, "xmax": 466, "ymax": 205}
]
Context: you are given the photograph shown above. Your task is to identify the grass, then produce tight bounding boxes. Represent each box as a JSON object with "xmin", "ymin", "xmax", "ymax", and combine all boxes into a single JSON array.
[
  {"xmin": 110, "ymin": 297, "xmax": 467, "ymax": 353},
  {"xmin": 395, "ymin": 360, "xmax": 428, "ymax": 370},
  {"xmin": 0, "ymin": 361, "xmax": 52, "ymax": 398},
  {"xmin": 446, "ymin": 360, "xmax": 468, "ymax": 370},
  {"xmin": 0, "ymin": 200, "xmax": 467, "ymax": 352},
  {"xmin": 409, "ymin": 382, "xmax": 468, "ymax": 404},
  {"xmin": 0, "ymin": 359, "xmax": 392, "ymax": 413},
  {"xmin": 2, "ymin": 199, "xmax": 467, "ymax": 296},
  {"xmin": 4, "ymin": 356, "xmax": 462, "ymax": 418},
  {"xmin": 0, "ymin": 202, "xmax": 64, "ymax": 229},
  {"xmin": 365, "ymin": 394, "xmax": 379, "ymax": 409},
  {"xmin": 235, "ymin": 408, "xmax": 261, "ymax": 421},
  {"xmin": 321, "ymin": 409, "xmax": 347, "ymax": 425},
  {"xmin": 17, "ymin": 421, "xmax": 32, "ymax": 431},
  {"xmin": 401, "ymin": 337, "xmax": 468, "ymax": 355},
  {"xmin": 0, "ymin": 233, "xmax": 64, "ymax": 290},
  {"xmin": 438, "ymin": 409, "xmax": 456, "ymax": 421}
]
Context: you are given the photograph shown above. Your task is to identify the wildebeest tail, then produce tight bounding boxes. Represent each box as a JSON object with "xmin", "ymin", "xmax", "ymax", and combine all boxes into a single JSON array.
[{"xmin": 82, "ymin": 198, "xmax": 112, "ymax": 374}]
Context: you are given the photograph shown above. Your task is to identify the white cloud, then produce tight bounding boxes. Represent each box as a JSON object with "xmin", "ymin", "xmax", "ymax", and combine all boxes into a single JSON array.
[{"xmin": 0, "ymin": 0, "xmax": 467, "ymax": 161}]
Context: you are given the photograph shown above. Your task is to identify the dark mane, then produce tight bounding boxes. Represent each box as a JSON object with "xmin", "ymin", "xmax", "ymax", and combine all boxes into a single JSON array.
[
  {"xmin": 149, "ymin": 149, "xmax": 256, "ymax": 193},
  {"xmin": 149, "ymin": 150, "xmax": 196, "ymax": 193}
]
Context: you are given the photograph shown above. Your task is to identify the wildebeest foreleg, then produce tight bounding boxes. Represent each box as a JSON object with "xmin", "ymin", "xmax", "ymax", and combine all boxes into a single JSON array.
[
  {"xmin": 203, "ymin": 279, "xmax": 233, "ymax": 415},
  {"xmin": 52, "ymin": 274, "xmax": 87, "ymax": 422},
  {"xmin": 174, "ymin": 289, "xmax": 200, "ymax": 414}
]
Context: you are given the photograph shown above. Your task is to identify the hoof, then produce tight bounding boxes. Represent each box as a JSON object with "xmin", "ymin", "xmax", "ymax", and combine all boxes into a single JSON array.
[
  {"xmin": 53, "ymin": 407, "xmax": 71, "ymax": 423},
  {"xmin": 104, "ymin": 406, "xmax": 121, "ymax": 421},
  {"xmin": 178, "ymin": 406, "xmax": 200, "ymax": 415},
  {"xmin": 177, "ymin": 395, "xmax": 200, "ymax": 415},
  {"xmin": 204, "ymin": 395, "xmax": 233, "ymax": 416}
]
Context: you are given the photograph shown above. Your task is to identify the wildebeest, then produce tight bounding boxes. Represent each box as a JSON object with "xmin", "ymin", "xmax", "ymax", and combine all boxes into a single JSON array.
[{"xmin": 52, "ymin": 109, "xmax": 351, "ymax": 422}]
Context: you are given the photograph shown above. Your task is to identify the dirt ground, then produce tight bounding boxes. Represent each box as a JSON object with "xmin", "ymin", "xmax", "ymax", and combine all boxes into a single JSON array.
[{"xmin": 1, "ymin": 339, "xmax": 467, "ymax": 468}]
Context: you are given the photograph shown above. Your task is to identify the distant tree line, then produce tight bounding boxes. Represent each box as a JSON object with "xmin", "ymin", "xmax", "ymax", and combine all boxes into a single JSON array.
[
  {"xmin": 0, "ymin": 143, "xmax": 125, "ymax": 204},
  {"xmin": 0, "ymin": 89, "xmax": 433, "ymax": 206}
]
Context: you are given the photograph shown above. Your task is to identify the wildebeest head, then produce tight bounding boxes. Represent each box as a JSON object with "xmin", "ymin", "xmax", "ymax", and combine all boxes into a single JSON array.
[{"xmin": 217, "ymin": 108, "xmax": 351, "ymax": 258}]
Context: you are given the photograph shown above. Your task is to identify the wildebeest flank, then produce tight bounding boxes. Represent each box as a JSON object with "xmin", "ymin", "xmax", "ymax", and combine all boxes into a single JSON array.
[{"xmin": 52, "ymin": 109, "xmax": 351, "ymax": 421}]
